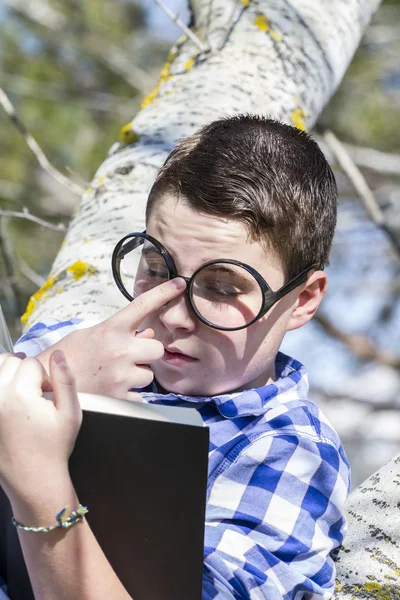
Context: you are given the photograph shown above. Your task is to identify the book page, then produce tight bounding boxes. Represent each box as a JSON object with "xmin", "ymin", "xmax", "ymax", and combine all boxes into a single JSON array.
[{"xmin": 44, "ymin": 391, "xmax": 203, "ymax": 427}]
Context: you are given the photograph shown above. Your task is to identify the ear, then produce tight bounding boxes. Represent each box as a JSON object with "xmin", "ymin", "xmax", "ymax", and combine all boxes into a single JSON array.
[{"xmin": 286, "ymin": 271, "xmax": 328, "ymax": 331}]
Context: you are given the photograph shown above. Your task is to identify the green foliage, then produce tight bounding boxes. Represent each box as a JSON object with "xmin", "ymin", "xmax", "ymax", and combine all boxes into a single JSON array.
[{"xmin": 319, "ymin": 1, "xmax": 400, "ymax": 151}]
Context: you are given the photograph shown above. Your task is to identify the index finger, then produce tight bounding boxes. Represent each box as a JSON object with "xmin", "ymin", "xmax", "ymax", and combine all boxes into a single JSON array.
[{"xmin": 111, "ymin": 277, "xmax": 187, "ymax": 330}]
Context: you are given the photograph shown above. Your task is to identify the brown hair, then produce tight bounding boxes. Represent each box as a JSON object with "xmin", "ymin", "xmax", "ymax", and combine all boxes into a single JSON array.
[{"xmin": 146, "ymin": 115, "xmax": 337, "ymax": 281}]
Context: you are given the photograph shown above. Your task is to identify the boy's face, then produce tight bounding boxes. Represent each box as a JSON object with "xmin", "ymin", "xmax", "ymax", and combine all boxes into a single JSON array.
[{"xmin": 141, "ymin": 195, "xmax": 306, "ymax": 396}]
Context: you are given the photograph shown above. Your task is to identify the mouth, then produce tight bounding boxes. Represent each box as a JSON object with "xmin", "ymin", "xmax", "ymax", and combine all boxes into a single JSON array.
[{"xmin": 163, "ymin": 347, "xmax": 197, "ymax": 366}]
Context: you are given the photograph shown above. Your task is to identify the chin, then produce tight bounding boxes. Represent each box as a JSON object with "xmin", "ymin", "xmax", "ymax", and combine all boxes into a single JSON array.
[{"xmin": 157, "ymin": 376, "xmax": 232, "ymax": 397}]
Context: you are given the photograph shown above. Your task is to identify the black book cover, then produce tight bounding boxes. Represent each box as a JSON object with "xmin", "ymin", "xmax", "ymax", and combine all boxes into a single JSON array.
[{"xmin": 0, "ymin": 396, "xmax": 209, "ymax": 600}]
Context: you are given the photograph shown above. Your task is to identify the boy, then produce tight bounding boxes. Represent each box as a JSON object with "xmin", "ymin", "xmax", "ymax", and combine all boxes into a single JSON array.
[{"xmin": 13, "ymin": 115, "xmax": 350, "ymax": 599}]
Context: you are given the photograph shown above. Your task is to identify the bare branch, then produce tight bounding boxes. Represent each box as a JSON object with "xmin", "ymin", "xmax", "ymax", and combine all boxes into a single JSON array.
[
  {"xmin": 2, "ymin": 73, "xmax": 137, "ymax": 115},
  {"xmin": 2, "ymin": 0, "xmax": 66, "ymax": 29},
  {"xmin": 153, "ymin": 0, "xmax": 208, "ymax": 52},
  {"xmin": 343, "ymin": 143, "xmax": 400, "ymax": 177},
  {"xmin": 65, "ymin": 167, "xmax": 90, "ymax": 189},
  {"xmin": 323, "ymin": 130, "xmax": 385, "ymax": 225},
  {"xmin": 323, "ymin": 129, "xmax": 400, "ymax": 257},
  {"xmin": 0, "ymin": 209, "xmax": 66, "ymax": 232},
  {"xmin": 314, "ymin": 312, "xmax": 400, "ymax": 369},
  {"xmin": 16, "ymin": 255, "xmax": 46, "ymax": 287},
  {"xmin": 0, "ymin": 87, "xmax": 84, "ymax": 196}
]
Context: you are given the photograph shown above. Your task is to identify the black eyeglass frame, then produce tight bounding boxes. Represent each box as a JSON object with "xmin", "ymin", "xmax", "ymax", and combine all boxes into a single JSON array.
[{"xmin": 112, "ymin": 231, "xmax": 321, "ymax": 332}]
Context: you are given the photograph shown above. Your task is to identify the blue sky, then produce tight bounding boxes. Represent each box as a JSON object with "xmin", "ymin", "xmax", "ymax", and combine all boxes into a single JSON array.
[{"xmin": 141, "ymin": 0, "xmax": 190, "ymax": 40}]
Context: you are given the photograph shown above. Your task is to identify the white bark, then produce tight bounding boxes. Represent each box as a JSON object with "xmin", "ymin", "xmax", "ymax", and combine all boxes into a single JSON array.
[
  {"xmin": 335, "ymin": 454, "xmax": 400, "ymax": 598},
  {"xmin": 22, "ymin": 0, "xmax": 382, "ymax": 328}
]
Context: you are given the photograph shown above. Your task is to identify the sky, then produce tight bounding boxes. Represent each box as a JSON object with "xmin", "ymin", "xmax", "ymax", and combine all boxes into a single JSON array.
[{"xmin": 141, "ymin": 0, "xmax": 191, "ymax": 40}]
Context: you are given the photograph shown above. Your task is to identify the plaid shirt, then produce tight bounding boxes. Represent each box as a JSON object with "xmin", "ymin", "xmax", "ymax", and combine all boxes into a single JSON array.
[{"xmin": 12, "ymin": 319, "xmax": 350, "ymax": 600}]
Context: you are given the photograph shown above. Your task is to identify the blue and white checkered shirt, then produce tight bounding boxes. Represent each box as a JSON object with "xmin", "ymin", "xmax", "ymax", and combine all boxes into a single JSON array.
[{"xmin": 13, "ymin": 319, "xmax": 350, "ymax": 600}]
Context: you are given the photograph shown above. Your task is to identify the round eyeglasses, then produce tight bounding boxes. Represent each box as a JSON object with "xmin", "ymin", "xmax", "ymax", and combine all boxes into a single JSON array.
[{"xmin": 112, "ymin": 232, "xmax": 319, "ymax": 332}]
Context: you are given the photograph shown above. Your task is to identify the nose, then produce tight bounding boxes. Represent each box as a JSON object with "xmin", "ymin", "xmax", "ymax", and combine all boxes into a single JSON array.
[{"xmin": 158, "ymin": 291, "xmax": 197, "ymax": 332}]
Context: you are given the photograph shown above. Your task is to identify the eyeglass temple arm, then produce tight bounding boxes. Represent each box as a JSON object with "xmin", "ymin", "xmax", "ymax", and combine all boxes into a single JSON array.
[{"xmin": 274, "ymin": 264, "xmax": 322, "ymax": 300}]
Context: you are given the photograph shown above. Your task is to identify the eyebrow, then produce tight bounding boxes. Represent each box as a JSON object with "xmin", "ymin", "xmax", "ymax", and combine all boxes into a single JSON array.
[{"xmin": 199, "ymin": 265, "xmax": 255, "ymax": 286}]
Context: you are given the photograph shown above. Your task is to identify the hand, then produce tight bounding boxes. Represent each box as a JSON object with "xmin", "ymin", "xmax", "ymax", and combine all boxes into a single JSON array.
[
  {"xmin": 0, "ymin": 351, "xmax": 81, "ymax": 500},
  {"xmin": 36, "ymin": 278, "xmax": 187, "ymax": 400}
]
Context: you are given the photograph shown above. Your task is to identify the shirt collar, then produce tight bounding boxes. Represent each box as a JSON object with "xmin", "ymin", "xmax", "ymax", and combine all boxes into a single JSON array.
[{"xmin": 141, "ymin": 351, "xmax": 309, "ymax": 419}]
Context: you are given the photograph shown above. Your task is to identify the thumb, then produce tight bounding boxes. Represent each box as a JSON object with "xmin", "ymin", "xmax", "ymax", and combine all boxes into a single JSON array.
[{"xmin": 49, "ymin": 350, "xmax": 81, "ymax": 422}]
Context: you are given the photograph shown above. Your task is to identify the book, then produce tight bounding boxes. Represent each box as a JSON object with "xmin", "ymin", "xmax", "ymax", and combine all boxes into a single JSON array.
[{"xmin": 0, "ymin": 392, "xmax": 209, "ymax": 600}]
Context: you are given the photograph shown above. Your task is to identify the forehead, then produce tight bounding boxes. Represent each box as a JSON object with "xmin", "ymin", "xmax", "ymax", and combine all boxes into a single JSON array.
[{"xmin": 146, "ymin": 195, "xmax": 284, "ymax": 284}]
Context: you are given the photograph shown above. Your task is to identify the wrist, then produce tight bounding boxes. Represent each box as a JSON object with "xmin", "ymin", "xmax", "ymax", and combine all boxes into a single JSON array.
[{"xmin": 7, "ymin": 470, "xmax": 77, "ymax": 527}]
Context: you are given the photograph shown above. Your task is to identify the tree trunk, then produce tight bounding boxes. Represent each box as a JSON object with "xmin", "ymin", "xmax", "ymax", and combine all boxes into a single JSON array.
[{"xmin": 22, "ymin": 1, "xmax": 396, "ymax": 597}]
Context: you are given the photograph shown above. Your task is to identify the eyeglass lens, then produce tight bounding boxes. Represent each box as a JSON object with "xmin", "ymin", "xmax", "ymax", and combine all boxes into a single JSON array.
[{"xmin": 116, "ymin": 236, "xmax": 264, "ymax": 329}]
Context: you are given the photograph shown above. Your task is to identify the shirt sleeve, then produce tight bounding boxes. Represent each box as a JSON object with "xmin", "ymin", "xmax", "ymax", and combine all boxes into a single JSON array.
[
  {"xmin": 202, "ymin": 432, "xmax": 350, "ymax": 600},
  {"xmin": 14, "ymin": 318, "xmax": 99, "ymax": 357}
]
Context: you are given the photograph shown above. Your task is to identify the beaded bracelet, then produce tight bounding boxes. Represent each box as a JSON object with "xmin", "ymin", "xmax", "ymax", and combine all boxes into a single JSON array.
[{"xmin": 12, "ymin": 504, "xmax": 88, "ymax": 533}]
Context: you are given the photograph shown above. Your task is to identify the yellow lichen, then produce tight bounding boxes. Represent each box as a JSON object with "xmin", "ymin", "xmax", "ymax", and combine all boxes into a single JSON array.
[
  {"xmin": 85, "ymin": 187, "xmax": 93, "ymax": 194},
  {"xmin": 21, "ymin": 276, "xmax": 57, "ymax": 327},
  {"xmin": 255, "ymin": 14, "xmax": 270, "ymax": 31},
  {"xmin": 359, "ymin": 582, "xmax": 394, "ymax": 599},
  {"xmin": 141, "ymin": 49, "xmax": 177, "ymax": 109},
  {"xmin": 66, "ymin": 260, "xmax": 96, "ymax": 281},
  {"xmin": 290, "ymin": 107, "xmax": 307, "ymax": 131},
  {"xmin": 254, "ymin": 14, "xmax": 281, "ymax": 41},
  {"xmin": 21, "ymin": 261, "xmax": 97, "ymax": 327},
  {"xmin": 270, "ymin": 29, "xmax": 282, "ymax": 42},
  {"xmin": 184, "ymin": 57, "xmax": 196, "ymax": 71},
  {"xmin": 242, "ymin": 0, "xmax": 250, "ymax": 7},
  {"xmin": 119, "ymin": 124, "xmax": 141, "ymax": 145},
  {"xmin": 335, "ymin": 580, "xmax": 343, "ymax": 592},
  {"xmin": 363, "ymin": 582, "xmax": 381, "ymax": 592}
]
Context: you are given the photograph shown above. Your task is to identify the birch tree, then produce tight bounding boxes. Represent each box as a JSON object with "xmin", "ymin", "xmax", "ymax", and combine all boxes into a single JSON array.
[{"xmin": 16, "ymin": 0, "xmax": 400, "ymax": 597}]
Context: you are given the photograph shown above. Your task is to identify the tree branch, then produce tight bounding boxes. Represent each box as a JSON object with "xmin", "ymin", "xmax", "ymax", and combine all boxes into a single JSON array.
[
  {"xmin": 322, "ymin": 129, "xmax": 400, "ymax": 257},
  {"xmin": 16, "ymin": 254, "xmax": 46, "ymax": 288},
  {"xmin": 323, "ymin": 129, "xmax": 385, "ymax": 224},
  {"xmin": 2, "ymin": 0, "xmax": 66, "ymax": 29},
  {"xmin": 314, "ymin": 312, "xmax": 400, "ymax": 369},
  {"xmin": 2, "ymin": 73, "xmax": 137, "ymax": 115},
  {"xmin": 0, "ymin": 209, "xmax": 66, "ymax": 232},
  {"xmin": 153, "ymin": 0, "xmax": 208, "ymax": 52},
  {"xmin": 343, "ymin": 143, "xmax": 400, "ymax": 177},
  {"xmin": 0, "ymin": 87, "xmax": 84, "ymax": 196}
]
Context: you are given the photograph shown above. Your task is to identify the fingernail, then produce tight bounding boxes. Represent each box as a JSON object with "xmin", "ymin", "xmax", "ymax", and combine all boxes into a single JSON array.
[
  {"xmin": 53, "ymin": 350, "xmax": 67, "ymax": 365},
  {"xmin": 14, "ymin": 352, "xmax": 26, "ymax": 359},
  {"xmin": 171, "ymin": 277, "xmax": 186, "ymax": 290}
]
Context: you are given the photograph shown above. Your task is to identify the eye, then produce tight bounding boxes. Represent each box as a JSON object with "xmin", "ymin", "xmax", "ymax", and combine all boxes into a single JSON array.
[
  {"xmin": 145, "ymin": 262, "xmax": 169, "ymax": 279},
  {"xmin": 205, "ymin": 279, "xmax": 240, "ymax": 297}
]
